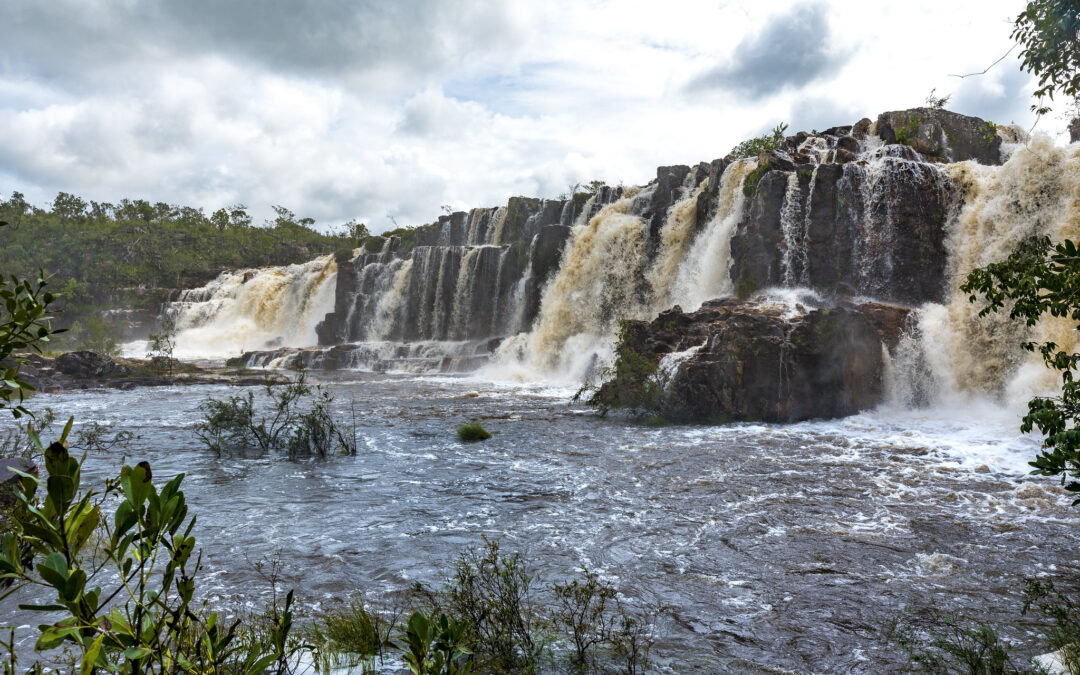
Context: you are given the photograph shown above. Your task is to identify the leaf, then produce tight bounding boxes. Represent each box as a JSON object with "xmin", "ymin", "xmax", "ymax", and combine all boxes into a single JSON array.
[{"xmin": 82, "ymin": 634, "xmax": 104, "ymax": 675}]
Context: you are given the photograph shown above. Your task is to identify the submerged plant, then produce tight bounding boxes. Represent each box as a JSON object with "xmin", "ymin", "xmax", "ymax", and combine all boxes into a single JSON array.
[
  {"xmin": 194, "ymin": 371, "xmax": 356, "ymax": 457},
  {"xmin": 456, "ymin": 423, "xmax": 492, "ymax": 443}
]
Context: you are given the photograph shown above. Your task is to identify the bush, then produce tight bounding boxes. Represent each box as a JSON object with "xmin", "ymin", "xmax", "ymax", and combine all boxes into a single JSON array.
[
  {"xmin": 456, "ymin": 423, "xmax": 491, "ymax": 443},
  {"xmin": 0, "ymin": 432, "xmax": 303, "ymax": 673},
  {"xmin": 308, "ymin": 594, "xmax": 400, "ymax": 669},
  {"xmin": 729, "ymin": 122, "xmax": 789, "ymax": 159},
  {"xmin": 446, "ymin": 537, "xmax": 542, "ymax": 673},
  {"xmin": 194, "ymin": 372, "xmax": 357, "ymax": 457}
]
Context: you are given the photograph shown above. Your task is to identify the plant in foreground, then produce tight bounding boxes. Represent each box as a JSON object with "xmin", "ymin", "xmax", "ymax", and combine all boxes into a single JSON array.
[{"xmin": 0, "ymin": 422, "xmax": 302, "ymax": 673}]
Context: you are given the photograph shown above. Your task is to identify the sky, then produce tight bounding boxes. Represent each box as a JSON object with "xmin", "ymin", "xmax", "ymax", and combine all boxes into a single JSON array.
[{"xmin": 0, "ymin": 0, "xmax": 1049, "ymax": 234}]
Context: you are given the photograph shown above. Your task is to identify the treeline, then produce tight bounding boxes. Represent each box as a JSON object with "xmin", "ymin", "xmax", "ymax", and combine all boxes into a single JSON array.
[{"xmin": 0, "ymin": 191, "xmax": 366, "ymax": 317}]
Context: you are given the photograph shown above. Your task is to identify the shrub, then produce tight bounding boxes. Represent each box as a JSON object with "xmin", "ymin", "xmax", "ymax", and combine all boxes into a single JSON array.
[
  {"xmin": 308, "ymin": 594, "xmax": 401, "ymax": 669},
  {"xmin": 456, "ymin": 423, "xmax": 491, "ymax": 443},
  {"xmin": 0, "ymin": 430, "xmax": 303, "ymax": 673},
  {"xmin": 446, "ymin": 537, "xmax": 542, "ymax": 673},
  {"xmin": 741, "ymin": 163, "xmax": 771, "ymax": 197},
  {"xmin": 194, "ymin": 372, "xmax": 357, "ymax": 457},
  {"xmin": 401, "ymin": 610, "xmax": 473, "ymax": 675},
  {"xmin": 729, "ymin": 123, "xmax": 789, "ymax": 159},
  {"xmin": 551, "ymin": 567, "xmax": 617, "ymax": 670}
]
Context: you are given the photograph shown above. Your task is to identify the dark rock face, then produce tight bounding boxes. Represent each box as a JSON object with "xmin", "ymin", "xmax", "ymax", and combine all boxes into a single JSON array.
[
  {"xmin": 55, "ymin": 351, "xmax": 131, "ymax": 378},
  {"xmin": 598, "ymin": 298, "xmax": 907, "ymax": 423},
  {"xmin": 876, "ymin": 108, "xmax": 1002, "ymax": 165},
  {"xmin": 730, "ymin": 141, "xmax": 953, "ymax": 305}
]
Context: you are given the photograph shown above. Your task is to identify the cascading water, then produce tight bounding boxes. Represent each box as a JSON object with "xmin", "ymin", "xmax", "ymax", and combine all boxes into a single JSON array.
[
  {"xmin": 168, "ymin": 255, "xmax": 337, "ymax": 358},
  {"xmin": 667, "ymin": 159, "xmax": 756, "ymax": 310},
  {"xmin": 161, "ymin": 111, "xmax": 1080, "ymax": 414},
  {"xmin": 890, "ymin": 134, "xmax": 1080, "ymax": 407}
]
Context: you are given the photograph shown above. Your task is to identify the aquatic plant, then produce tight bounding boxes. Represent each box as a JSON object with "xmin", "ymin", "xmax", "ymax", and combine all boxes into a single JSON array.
[
  {"xmin": 456, "ymin": 422, "xmax": 492, "ymax": 442},
  {"xmin": 445, "ymin": 536, "xmax": 542, "ymax": 673},
  {"xmin": 194, "ymin": 371, "xmax": 357, "ymax": 457}
]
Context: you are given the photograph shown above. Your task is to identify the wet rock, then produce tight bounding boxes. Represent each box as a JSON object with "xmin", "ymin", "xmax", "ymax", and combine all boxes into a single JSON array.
[
  {"xmin": 876, "ymin": 108, "xmax": 1002, "ymax": 165},
  {"xmin": 757, "ymin": 150, "xmax": 796, "ymax": 172},
  {"xmin": 55, "ymin": 351, "xmax": 131, "ymax": 378},
  {"xmin": 0, "ymin": 457, "xmax": 35, "ymax": 505},
  {"xmin": 596, "ymin": 297, "xmax": 889, "ymax": 423}
]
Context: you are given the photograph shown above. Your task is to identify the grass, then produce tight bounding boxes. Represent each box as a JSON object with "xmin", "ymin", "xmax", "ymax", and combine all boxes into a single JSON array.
[{"xmin": 457, "ymin": 422, "xmax": 492, "ymax": 442}]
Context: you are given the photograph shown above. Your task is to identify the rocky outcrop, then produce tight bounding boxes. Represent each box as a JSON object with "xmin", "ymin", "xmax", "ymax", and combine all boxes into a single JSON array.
[
  {"xmin": 595, "ymin": 297, "xmax": 911, "ymax": 423},
  {"xmin": 730, "ymin": 124, "xmax": 954, "ymax": 305},
  {"xmin": 55, "ymin": 351, "xmax": 132, "ymax": 378},
  {"xmin": 875, "ymin": 108, "xmax": 1002, "ymax": 165}
]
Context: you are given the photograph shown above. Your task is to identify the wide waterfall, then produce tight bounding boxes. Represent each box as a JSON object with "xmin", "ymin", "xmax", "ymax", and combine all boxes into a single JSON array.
[
  {"xmin": 168, "ymin": 255, "xmax": 337, "ymax": 359},
  {"xmin": 163, "ymin": 108, "xmax": 1080, "ymax": 410}
]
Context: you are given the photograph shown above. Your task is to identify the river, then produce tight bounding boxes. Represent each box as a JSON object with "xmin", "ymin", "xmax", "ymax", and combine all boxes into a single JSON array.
[{"xmin": 3, "ymin": 371, "xmax": 1076, "ymax": 673}]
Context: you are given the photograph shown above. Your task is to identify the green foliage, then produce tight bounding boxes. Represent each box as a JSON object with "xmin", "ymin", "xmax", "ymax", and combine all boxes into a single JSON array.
[
  {"xmin": 961, "ymin": 236, "xmax": 1080, "ymax": 503},
  {"xmin": 0, "ymin": 192, "xmax": 353, "ymax": 319},
  {"xmin": 926, "ymin": 88, "xmax": 952, "ymax": 110},
  {"xmin": 0, "ymin": 221, "xmax": 61, "ymax": 418},
  {"xmin": 742, "ymin": 163, "xmax": 771, "ymax": 198},
  {"xmin": 1013, "ymin": 0, "xmax": 1080, "ymax": 115},
  {"xmin": 894, "ymin": 114, "xmax": 925, "ymax": 146},
  {"xmin": 0, "ymin": 435, "xmax": 303, "ymax": 673},
  {"xmin": 728, "ymin": 123, "xmax": 789, "ymax": 159},
  {"xmin": 885, "ymin": 607, "xmax": 1030, "ymax": 674},
  {"xmin": 578, "ymin": 322, "xmax": 669, "ymax": 418},
  {"xmin": 402, "ymin": 611, "xmax": 473, "ymax": 675},
  {"xmin": 194, "ymin": 373, "xmax": 357, "ymax": 457},
  {"xmin": 69, "ymin": 314, "xmax": 121, "ymax": 356},
  {"xmin": 456, "ymin": 423, "xmax": 492, "ymax": 443},
  {"xmin": 1023, "ymin": 578, "xmax": 1080, "ymax": 673},
  {"xmin": 307, "ymin": 593, "xmax": 402, "ymax": 670},
  {"xmin": 446, "ymin": 537, "xmax": 542, "ymax": 674},
  {"xmin": 146, "ymin": 317, "xmax": 176, "ymax": 376},
  {"xmin": 978, "ymin": 121, "xmax": 1000, "ymax": 146},
  {"xmin": 551, "ymin": 568, "xmax": 616, "ymax": 670}
]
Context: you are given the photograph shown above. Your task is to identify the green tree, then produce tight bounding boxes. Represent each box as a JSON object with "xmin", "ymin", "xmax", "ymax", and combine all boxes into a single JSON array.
[
  {"xmin": 0, "ymin": 221, "xmax": 61, "ymax": 418},
  {"xmin": 962, "ymin": 237, "xmax": 1080, "ymax": 502},
  {"xmin": 1013, "ymin": 0, "xmax": 1080, "ymax": 115}
]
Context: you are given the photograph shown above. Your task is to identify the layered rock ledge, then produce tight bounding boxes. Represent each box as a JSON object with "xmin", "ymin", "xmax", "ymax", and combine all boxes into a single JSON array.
[{"xmin": 593, "ymin": 295, "xmax": 911, "ymax": 423}]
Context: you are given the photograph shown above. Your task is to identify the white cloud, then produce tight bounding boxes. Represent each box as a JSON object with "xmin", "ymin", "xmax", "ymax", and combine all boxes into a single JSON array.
[{"xmin": 0, "ymin": 0, "xmax": 1045, "ymax": 234}]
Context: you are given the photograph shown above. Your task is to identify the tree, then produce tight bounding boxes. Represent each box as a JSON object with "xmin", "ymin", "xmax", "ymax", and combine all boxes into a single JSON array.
[
  {"xmin": 1013, "ymin": 0, "xmax": 1080, "ymax": 115},
  {"xmin": 962, "ymin": 238, "xmax": 1080, "ymax": 502},
  {"xmin": 0, "ymin": 221, "xmax": 61, "ymax": 418}
]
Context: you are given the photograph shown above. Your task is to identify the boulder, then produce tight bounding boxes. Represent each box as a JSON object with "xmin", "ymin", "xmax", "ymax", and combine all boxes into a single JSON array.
[
  {"xmin": 875, "ymin": 108, "xmax": 1001, "ymax": 165},
  {"xmin": 595, "ymin": 297, "xmax": 892, "ymax": 423},
  {"xmin": 54, "ymin": 351, "xmax": 131, "ymax": 378}
]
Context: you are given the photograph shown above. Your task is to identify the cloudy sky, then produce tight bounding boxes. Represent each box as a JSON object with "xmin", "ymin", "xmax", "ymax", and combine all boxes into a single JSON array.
[{"xmin": 0, "ymin": 0, "xmax": 1046, "ymax": 233}]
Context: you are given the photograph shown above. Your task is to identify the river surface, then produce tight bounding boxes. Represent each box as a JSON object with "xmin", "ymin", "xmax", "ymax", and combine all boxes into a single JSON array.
[{"xmin": 3, "ymin": 372, "xmax": 1079, "ymax": 673}]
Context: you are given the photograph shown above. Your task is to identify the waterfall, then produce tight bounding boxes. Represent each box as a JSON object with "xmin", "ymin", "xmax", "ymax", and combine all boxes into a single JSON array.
[
  {"xmin": 646, "ymin": 181, "xmax": 708, "ymax": 308},
  {"xmin": 888, "ymin": 135, "xmax": 1080, "ymax": 406},
  {"xmin": 168, "ymin": 256, "xmax": 337, "ymax": 358},
  {"xmin": 367, "ymin": 259, "xmax": 413, "ymax": 341},
  {"xmin": 668, "ymin": 159, "xmax": 756, "ymax": 311},
  {"xmin": 779, "ymin": 172, "xmax": 805, "ymax": 285},
  {"xmin": 519, "ymin": 187, "xmax": 648, "ymax": 374}
]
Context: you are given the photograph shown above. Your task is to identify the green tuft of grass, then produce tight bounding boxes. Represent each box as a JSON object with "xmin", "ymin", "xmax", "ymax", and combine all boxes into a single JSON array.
[
  {"xmin": 644, "ymin": 415, "xmax": 671, "ymax": 428},
  {"xmin": 457, "ymin": 422, "xmax": 492, "ymax": 442}
]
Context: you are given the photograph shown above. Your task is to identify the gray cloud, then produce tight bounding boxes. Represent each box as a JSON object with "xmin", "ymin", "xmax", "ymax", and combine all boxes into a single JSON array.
[
  {"xmin": 948, "ymin": 61, "xmax": 1038, "ymax": 127},
  {"xmin": 684, "ymin": 3, "xmax": 847, "ymax": 99},
  {"xmin": 788, "ymin": 96, "xmax": 865, "ymax": 133},
  {"xmin": 2, "ymin": 0, "xmax": 525, "ymax": 93}
]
